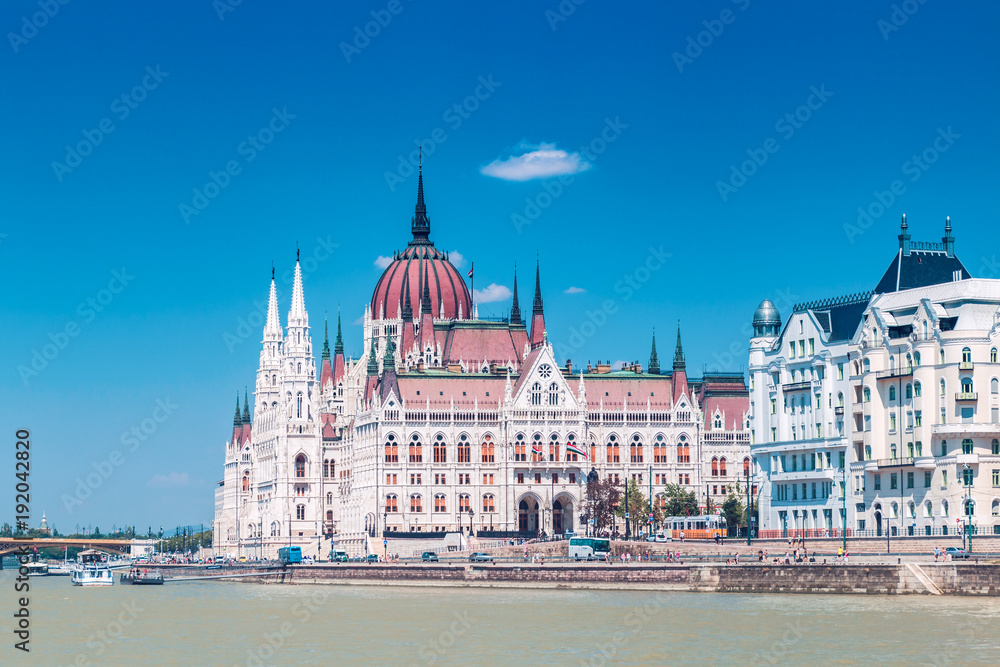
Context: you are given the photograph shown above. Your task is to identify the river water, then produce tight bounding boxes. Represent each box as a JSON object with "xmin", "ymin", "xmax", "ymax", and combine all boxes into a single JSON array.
[{"xmin": 10, "ymin": 574, "xmax": 1000, "ymax": 665}]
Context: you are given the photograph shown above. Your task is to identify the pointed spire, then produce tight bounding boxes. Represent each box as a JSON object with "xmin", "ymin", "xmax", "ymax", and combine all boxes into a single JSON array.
[
  {"xmin": 382, "ymin": 337, "xmax": 396, "ymax": 367},
  {"xmin": 264, "ymin": 269, "xmax": 281, "ymax": 338},
  {"xmin": 367, "ymin": 337, "xmax": 379, "ymax": 376},
  {"xmin": 943, "ymin": 215, "xmax": 955, "ymax": 257},
  {"xmin": 673, "ymin": 322, "xmax": 685, "ymax": 368},
  {"xmin": 322, "ymin": 314, "xmax": 331, "ymax": 361},
  {"xmin": 233, "ymin": 393, "xmax": 242, "ymax": 427},
  {"xmin": 242, "ymin": 389, "xmax": 251, "ymax": 424},
  {"xmin": 411, "ymin": 148, "xmax": 431, "ymax": 244},
  {"xmin": 401, "ymin": 272, "xmax": 413, "ymax": 320},
  {"xmin": 334, "ymin": 307, "xmax": 344, "ymax": 356},
  {"xmin": 649, "ymin": 328, "xmax": 660, "ymax": 374},
  {"xmin": 898, "ymin": 213, "xmax": 910, "ymax": 254},
  {"xmin": 289, "ymin": 252, "xmax": 306, "ymax": 321},
  {"xmin": 421, "ymin": 262, "xmax": 432, "ymax": 314},
  {"xmin": 510, "ymin": 264, "xmax": 522, "ymax": 324},
  {"xmin": 532, "ymin": 256, "xmax": 543, "ymax": 315}
]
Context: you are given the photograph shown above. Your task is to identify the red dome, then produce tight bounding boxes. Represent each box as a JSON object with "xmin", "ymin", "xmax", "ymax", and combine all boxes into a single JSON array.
[
  {"xmin": 371, "ymin": 245, "xmax": 472, "ymax": 320},
  {"xmin": 370, "ymin": 167, "xmax": 472, "ymax": 320}
]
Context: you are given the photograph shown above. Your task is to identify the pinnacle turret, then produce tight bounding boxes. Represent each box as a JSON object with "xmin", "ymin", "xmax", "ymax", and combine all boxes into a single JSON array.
[
  {"xmin": 510, "ymin": 265, "xmax": 522, "ymax": 325},
  {"xmin": 532, "ymin": 258, "xmax": 543, "ymax": 315},
  {"xmin": 367, "ymin": 337, "xmax": 379, "ymax": 376},
  {"xmin": 242, "ymin": 390, "xmax": 251, "ymax": 424},
  {"xmin": 321, "ymin": 314, "xmax": 331, "ymax": 362},
  {"xmin": 673, "ymin": 323, "xmax": 685, "ymax": 368},
  {"xmin": 648, "ymin": 328, "xmax": 660, "ymax": 374},
  {"xmin": 420, "ymin": 263, "xmax": 432, "ymax": 314},
  {"xmin": 233, "ymin": 393, "xmax": 242, "ymax": 427},
  {"xmin": 288, "ymin": 251, "xmax": 307, "ymax": 324},
  {"xmin": 410, "ymin": 151, "xmax": 431, "ymax": 244},
  {"xmin": 334, "ymin": 307, "xmax": 344, "ymax": 355}
]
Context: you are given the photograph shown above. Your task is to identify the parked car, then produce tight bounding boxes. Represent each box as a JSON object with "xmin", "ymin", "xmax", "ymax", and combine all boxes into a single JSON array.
[
  {"xmin": 645, "ymin": 535, "xmax": 657, "ymax": 542},
  {"xmin": 238, "ymin": 556, "xmax": 247, "ymax": 563},
  {"xmin": 365, "ymin": 554, "xmax": 380, "ymax": 563},
  {"xmin": 469, "ymin": 552, "xmax": 494, "ymax": 563},
  {"xmin": 329, "ymin": 550, "xmax": 348, "ymax": 563},
  {"xmin": 655, "ymin": 534, "xmax": 670, "ymax": 543},
  {"xmin": 945, "ymin": 547, "xmax": 971, "ymax": 559},
  {"xmin": 421, "ymin": 552, "xmax": 439, "ymax": 562}
]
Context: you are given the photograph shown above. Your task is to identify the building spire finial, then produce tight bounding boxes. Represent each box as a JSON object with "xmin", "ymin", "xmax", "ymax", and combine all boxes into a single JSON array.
[
  {"xmin": 421, "ymin": 262, "xmax": 432, "ymax": 314},
  {"xmin": 242, "ymin": 388, "xmax": 251, "ymax": 424},
  {"xmin": 334, "ymin": 306, "xmax": 344, "ymax": 355},
  {"xmin": 233, "ymin": 392, "xmax": 242, "ymax": 427},
  {"xmin": 510, "ymin": 263, "xmax": 522, "ymax": 324},
  {"xmin": 411, "ymin": 151, "xmax": 431, "ymax": 244},
  {"xmin": 649, "ymin": 327, "xmax": 660, "ymax": 374},
  {"xmin": 532, "ymin": 255, "xmax": 543, "ymax": 315},
  {"xmin": 322, "ymin": 313, "xmax": 331, "ymax": 361},
  {"xmin": 673, "ymin": 321, "xmax": 685, "ymax": 367}
]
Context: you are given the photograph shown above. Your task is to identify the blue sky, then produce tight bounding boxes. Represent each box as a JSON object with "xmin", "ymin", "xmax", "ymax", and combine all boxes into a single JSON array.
[{"xmin": 1, "ymin": 0, "xmax": 997, "ymax": 532}]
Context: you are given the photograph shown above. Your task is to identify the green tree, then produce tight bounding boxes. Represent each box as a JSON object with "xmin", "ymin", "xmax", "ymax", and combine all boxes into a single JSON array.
[
  {"xmin": 586, "ymin": 478, "xmax": 621, "ymax": 534},
  {"xmin": 614, "ymin": 479, "xmax": 650, "ymax": 536},
  {"xmin": 722, "ymin": 494, "xmax": 745, "ymax": 536},
  {"xmin": 660, "ymin": 484, "xmax": 698, "ymax": 517}
]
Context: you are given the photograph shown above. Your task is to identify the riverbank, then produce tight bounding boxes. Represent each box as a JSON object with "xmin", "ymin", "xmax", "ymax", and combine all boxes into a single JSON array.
[{"xmin": 154, "ymin": 561, "xmax": 1000, "ymax": 595}]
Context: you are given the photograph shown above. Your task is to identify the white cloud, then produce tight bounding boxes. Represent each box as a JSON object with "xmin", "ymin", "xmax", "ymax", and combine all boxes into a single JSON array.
[
  {"xmin": 612, "ymin": 360, "xmax": 629, "ymax": 371},
  {"xmin": 473, "ymin": 283, "xmax": 512, "ymax": 303},
  {"xmin": 564, "ymin": 286, "xmax": 586, "ymax": 294},
  {"xmin": 374, "ymin": 256, "xmax": 393, "ymax": 269},
  {"xmin": 352, "ymin": 316, "xmax": 365, "ymax": 326},
  {"xmin": 447, "ymin": 250, "xmax": 466, "ymax": 268},
  {"xmin": 148, "ymin": 472, "xmax": 189, "ymax": 488},
  {"xmin": 481, "ymin": 142, "xmax": 591, "ymax": 181}
]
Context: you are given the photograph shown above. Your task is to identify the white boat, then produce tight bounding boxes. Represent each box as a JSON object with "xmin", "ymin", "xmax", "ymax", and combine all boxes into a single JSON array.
[
  {"xmin": 71, "ymin": 550, "xmax": 114, "ymax": 586},
  {"xmin": 25, "ymin": 562, "xmax": 49, "ymax": 577},
  {"xmin": 47, "ymin": 563, "xmax": 73, "ymax": 576}
]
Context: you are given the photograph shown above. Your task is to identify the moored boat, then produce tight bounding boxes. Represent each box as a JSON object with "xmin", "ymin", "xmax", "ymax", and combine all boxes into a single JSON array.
[
  {"xmin": 25, "ymin": 562, "xmax": 49, "ymax": 577},
  {"xmin": 71, "ymin": 550, "xmax": 114, "ymax": 586},
  {"xmin": 120, "ymin": 569, "xmax": 164, "ymax": 585}
]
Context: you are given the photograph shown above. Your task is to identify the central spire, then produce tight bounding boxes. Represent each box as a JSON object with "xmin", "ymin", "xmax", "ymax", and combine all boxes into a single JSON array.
[{"xmin": 410, "ymin": 148, "xmax": 431, "ymax": 245}]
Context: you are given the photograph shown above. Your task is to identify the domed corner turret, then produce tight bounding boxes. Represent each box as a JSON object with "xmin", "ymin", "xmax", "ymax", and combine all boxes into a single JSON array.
[{"xmin": 752, "ymin": 299, "xmax": 781, "ymax": 337}]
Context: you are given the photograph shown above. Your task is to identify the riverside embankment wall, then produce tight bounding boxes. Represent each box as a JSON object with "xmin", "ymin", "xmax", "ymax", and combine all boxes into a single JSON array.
[{"xmin": 157, "ymin": 563, "xmax": 1000, "ymax": 595}]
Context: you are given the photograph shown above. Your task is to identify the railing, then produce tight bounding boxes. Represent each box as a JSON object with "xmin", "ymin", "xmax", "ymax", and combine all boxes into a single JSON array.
[
  {"xmin": 835, "ymin": 406, "xmax": 845, "ymax": 416},
  {"xmin": 876, "ymin": 457, "xmax": 914, "ymax": 468},
  {"xmin": 959, "ymin": 361, "xmax": 974, "ymax": 371},
  {"xmin": 782, "ymin": 381, "xmax": 812, "ymax": 391},
  {"xmin": 955, "ymin": 392, "xmax": 978, "ymax": 401},
  {"xmin": 476, "ymin": 530, "xmax": 538, "ymax": 539},
  {"xmin": 382, "ymin": 530, "xmax": 449, "ymax": 539},
  {"xmin": 876, "ymin": 368, "xmax": 913, "ymax": 379}
]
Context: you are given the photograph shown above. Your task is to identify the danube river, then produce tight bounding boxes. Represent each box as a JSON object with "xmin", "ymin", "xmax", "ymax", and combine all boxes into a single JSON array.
[{"xmin": 13, "ymin": 575, "xmax": 1000, "ymax": 665}]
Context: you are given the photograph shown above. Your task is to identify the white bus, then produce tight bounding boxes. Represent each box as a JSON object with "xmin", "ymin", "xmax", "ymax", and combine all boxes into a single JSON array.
[{"xmin": 568, "ymin": 537, "xmax": 611, "ymax": 561}]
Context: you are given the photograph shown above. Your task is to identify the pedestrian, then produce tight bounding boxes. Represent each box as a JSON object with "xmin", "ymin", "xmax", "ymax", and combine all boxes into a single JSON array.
[
  {"xmin": 934, "ymin": 546, "xmax": 939, "ymax": 562},
  {"xmin": 837, "ymin": 546, "xmax": 843, "ymax": 563},
  {"xmin": 734, "ymin": 553, "xmax": 739, "ymax": 565},
  {"xmin": 843, "ymin": 551, "xmax": 849, "ymax": 565}
]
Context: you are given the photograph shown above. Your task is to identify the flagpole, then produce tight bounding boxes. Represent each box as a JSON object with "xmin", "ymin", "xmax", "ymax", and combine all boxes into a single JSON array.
[{"xmin": 468, "ymin": 262, "xmax": 474, "ymax": 317}]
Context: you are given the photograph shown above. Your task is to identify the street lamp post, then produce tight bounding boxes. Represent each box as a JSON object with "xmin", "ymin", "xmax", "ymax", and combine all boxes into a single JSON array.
[
  {"xmin": 745, "ymin": 467, "xmax": 752, "ymax": 546},
  {"xmin": 841, "ymin": 466, "xmax": 848, "ymax": 553},
  {"xmin": 963, "ymin": 463, "xmax": 972, "ymax": 553}
]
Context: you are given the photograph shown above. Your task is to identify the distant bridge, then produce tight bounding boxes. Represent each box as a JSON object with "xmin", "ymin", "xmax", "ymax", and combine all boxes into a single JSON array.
[{"xmin": 0, "ymin": 538, "xmax": 131, "ymax": 557}]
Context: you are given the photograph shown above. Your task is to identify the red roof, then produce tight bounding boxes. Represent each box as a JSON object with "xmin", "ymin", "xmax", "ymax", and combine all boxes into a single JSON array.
[
  {"xmin": 370, "ymin": 245, "xmax": 471, "ymax": 320},
  {"xmin": 581, "ymin": 376, "xmax": 675, "ymax": 409},
  {"xmin": 442, "ymin": 325, "xmax": 526, "ymax": 365},
  {"xmin": 397, "ymin": 376, "xmax": 506, "ymax": 408}
]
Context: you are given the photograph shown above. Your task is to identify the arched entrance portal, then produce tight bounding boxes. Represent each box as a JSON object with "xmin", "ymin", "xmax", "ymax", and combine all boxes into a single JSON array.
[
  {"xmin": 519, "ymin": 497, "xmax": 539, "ymax": 532},
  {"xmin": 553, "ymin": 497, "xmax": 574, "ymax": 535}
]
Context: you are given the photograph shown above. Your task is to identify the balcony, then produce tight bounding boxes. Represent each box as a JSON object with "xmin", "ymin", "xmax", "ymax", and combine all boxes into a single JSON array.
[
  {"xmin": 955, "ymin": 392, "xmax": 978, "ymax": 402},
  {"xmin": 782, "ymin": 381, "xmax": 813, "ymax": 392},
  {"xmin": 876, "ymin": 368, "xmax": 913, "ymax": 380},
  {"xmin": 914, "ymin": 457, "xmax": 937, "ymax": 470},
  {"xmin": 876, "ymin": 457, "xmax": 914, "ymax": 468},
  {"xmin": 959, "ymin": 361, "xmax": 974, "ymax": 371},
  {"xmin": 956, "ymin": 453, "xmax": 979, "ymax": 466},
  {"xmin": 932, "ymin": 423, "xmax": 1000, "ymax": 437}
]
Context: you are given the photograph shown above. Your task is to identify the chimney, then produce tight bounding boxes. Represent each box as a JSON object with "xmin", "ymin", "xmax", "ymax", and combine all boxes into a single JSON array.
[{"xmin": 566, "ymin": 359, "xmax": 573, "ymax": 374}]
